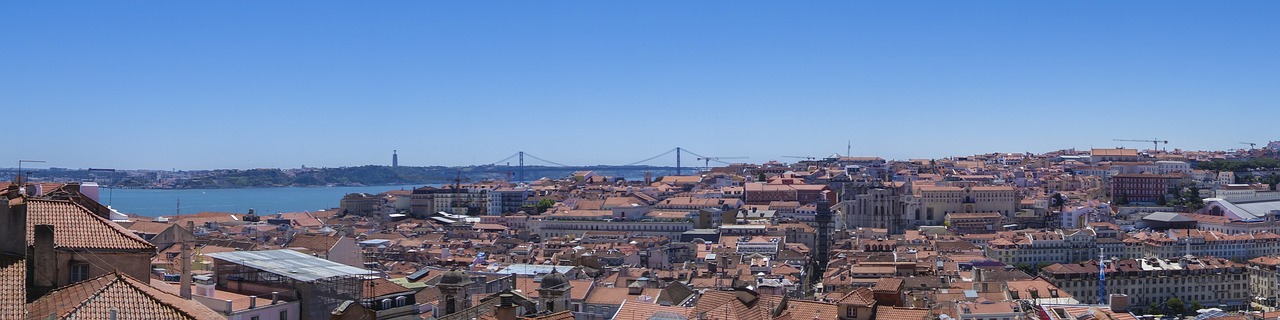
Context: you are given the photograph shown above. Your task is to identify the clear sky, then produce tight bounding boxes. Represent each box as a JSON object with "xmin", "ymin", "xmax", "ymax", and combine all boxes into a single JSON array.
[{"xmin": 4, "ymin": 2, "xmax": 1278, "ymax": 170}]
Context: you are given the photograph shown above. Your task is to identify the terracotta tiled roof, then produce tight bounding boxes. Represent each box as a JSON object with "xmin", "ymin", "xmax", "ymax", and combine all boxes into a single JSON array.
[
  {"xmin": 0, "ymin": 254, "xmax": 25, "ymax": 320},
  {"xmin": 693, "ymin": 289, "xmax": 784, "ymax": 320},
  {"xmin": 836, "ymin": 287, "xmax": 875, "ymax": 306},
  {"xmin": 28, "ymin": 272, "xmax": 225, "ymax": 319},
  {"xmin": 362, "ymin": 277, "xmax": 413, "ymax": 299},
  {"xmin": 528, "ymin": 310, "xmax": 575, "ymax": 320},
  {"xmin": 125, "ymin": 220, "xmax": 176, "ymax": 235},
  {"xmin": 613, "ymin": 300, "xmax": 695, "ymax": 320},
  {"xmin": 875, "ymin": 306, "xmax": 932, "ymax": 320},
  {"xmin": 286, "ymin": 234, "xmax": 342, "ymax": 253},
  {"xmin": 873, "ymin": 277, "xmax": 904, "ymax": 292},
  {"xmin": 27, "ymin": 199, "xmax": 154, "ymax": 251},
  {"xmin": 779, "ymin": 299, "xmax": 838, "ymax": 320}
]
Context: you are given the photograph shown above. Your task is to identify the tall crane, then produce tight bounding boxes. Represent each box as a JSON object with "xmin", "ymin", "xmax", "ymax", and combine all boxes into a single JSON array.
[
  {"xmin": 1113, "ymin": 138, "xmax": 1168, "ymax": 152},
  {"xmin": 1241, "ymin": 142, "xmax": 1257, "ymax": 151},
  {"xmin": 782, "ymin": 155, "xmax": 817, "ymax": 161},
  {"xmin": 695, "ymin": 156, "xmax": 747, "ymax": 169}
]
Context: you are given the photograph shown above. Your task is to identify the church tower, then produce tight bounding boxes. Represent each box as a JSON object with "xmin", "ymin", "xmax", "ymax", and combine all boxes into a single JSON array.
[
  {"xmin": 437, "ymin": 268, "xmax": 472, "ymax": 316},
  {"xmin": 536, "ymin": 268, "xmax": 572, "ymax": 313}
]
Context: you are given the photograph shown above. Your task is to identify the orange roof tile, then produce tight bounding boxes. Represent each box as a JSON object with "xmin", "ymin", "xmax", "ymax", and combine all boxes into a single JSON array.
[
  {"xmin": 0, "ymin": 254, "xmax": 25, "ymax": 320},
  {"xmin": 613, "ymin": 300, "xmax": 695, "ymax": 320},
  {"xmin": 28, "ymin": 199, "xmax": 154, "ymax": 251},
  {"xmin": 875, "ymin": 306, "xmax": 931, "ymax": 320},
  {"xmin": 29, "ymin": 272, "xmax": 225, "ymax": 319},
  {"xmin": 363, "ymin": 277, "xmax": 413, "ymax": 299}
]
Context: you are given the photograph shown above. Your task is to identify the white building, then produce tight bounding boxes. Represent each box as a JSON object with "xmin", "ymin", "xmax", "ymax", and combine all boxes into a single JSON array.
[{"xmin": 1155, "ymin": 161, "xmax": 1192, "ymax": 175}]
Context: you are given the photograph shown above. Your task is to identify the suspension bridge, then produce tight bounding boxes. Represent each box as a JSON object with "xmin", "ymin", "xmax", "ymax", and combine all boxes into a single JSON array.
[{"xmin": 480, "ymin": 147, "xmax": 744, "ymax": 182}]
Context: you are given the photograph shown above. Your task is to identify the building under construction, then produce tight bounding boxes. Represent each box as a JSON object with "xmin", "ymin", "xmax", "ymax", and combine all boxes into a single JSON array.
[{"xmin": 207, "ymin": 249, "xmax": 371, "ymax": 320}]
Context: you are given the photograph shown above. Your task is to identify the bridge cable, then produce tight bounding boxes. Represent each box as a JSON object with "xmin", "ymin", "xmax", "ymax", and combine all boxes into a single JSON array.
[
  {"xmin": 623, "ymin": 148, "xmax": 678, "ymax": 166},
  {"xmin": 488, "ymin": 152, "xmax": 521, "ymax": 166},
  {"xmin": 522, "ymin": 153, "xmax": 571, "ymax": 167}
]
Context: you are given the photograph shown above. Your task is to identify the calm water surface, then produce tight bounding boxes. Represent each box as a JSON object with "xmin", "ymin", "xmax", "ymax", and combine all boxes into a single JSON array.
[{"xmin": 104, "ymin": 185, "xmax": 427, "ymax": 217}]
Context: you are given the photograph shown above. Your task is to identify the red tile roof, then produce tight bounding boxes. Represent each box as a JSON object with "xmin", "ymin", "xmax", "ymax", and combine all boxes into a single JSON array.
[
  {"xmin": 28, "ymin": 272, "xmax": 225, "ymax": 319},
  {"xmin": 0, "ymin": 254, "xmax": 25, "ymax": 320},
  {"xmin": 875, "ymin": 306, "xmax": 932, "ymax": 320},
  {"xmin": 836, "ymin": 287, "xmax": 875, "ymax": 306},
  {"xmin": 27, "ymin": 199, "xmax": 154, "ymax": 251},
  {"xmin": 362, "ymin": 277, "xmax": 414, "ymax": 299},
  {"xmin": 286, "ymin": 234, "xmax": 343, "ymax": 253}
]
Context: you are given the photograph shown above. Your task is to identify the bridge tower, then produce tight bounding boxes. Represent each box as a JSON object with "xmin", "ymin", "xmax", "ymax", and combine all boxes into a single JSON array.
[{"xmin": 676, "ymin": 147, "xmax": 682, "ymax": 175}]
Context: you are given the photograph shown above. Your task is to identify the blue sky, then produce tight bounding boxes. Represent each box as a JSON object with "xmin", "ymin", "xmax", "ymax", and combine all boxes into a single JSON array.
[{"xmin": 4, "ymin": 2, "xmax": 1278, "ymax": 170}]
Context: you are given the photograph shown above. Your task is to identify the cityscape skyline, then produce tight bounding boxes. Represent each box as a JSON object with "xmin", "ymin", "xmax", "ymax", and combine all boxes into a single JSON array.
[{"xmin": 5, "ymin": 2, "xmax": 1278, "ymax": 170}]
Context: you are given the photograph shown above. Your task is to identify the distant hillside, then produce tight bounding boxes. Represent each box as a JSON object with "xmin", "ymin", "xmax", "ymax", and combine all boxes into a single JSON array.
[{"xmin": 8, "ymin": 165, "xmax": 680, "ymax": 189}]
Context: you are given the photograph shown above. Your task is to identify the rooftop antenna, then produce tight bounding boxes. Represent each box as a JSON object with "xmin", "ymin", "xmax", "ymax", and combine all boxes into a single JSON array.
[
  {"xmin": 847, "ymin": 140, "xmax": 851, "ymax": 157},
  {"xmin": 16, "ymin": 159, "xmax": 46, "ymax": 187}
]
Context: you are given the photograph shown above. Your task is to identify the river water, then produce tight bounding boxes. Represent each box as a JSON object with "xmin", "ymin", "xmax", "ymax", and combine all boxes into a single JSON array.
[{"xmin": 103, "ymin": 184, "xmax": 426, "ymax": 217}]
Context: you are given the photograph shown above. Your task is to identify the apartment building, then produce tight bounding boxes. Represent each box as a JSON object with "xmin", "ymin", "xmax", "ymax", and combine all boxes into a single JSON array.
[
  {"xmin": 529, "ymin": 207, "xmax": 695, "ymax": 239},
  {"xmin": 1110, "ymin": 173, "xmax": 1186, "ymax": 204},
  {"xmin": 985, "ymin": 229, "xmax": 1101, "ymax": 266},
  {"xmin": 1247, "ymin": 256, "xmax": 1280, "ymax": 306},
  {"xmin": 990, "ymin": 228, "xmax": 1280, "ymax": 266},
  {"xmin": 916, "ymin": 186, "xmax": 1018, "ymax": 224},
  {"xmin": 1090, "ymin": 148, "xmax": 1141, "ymax": 163},
  {"xmin": 1041, "ymin": 256, "xmax": 1249, "ymax": 309}
]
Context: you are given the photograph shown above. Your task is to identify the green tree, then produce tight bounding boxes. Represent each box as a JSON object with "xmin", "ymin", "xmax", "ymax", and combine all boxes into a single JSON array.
[
  {"xmin": 757, "ymin": 172, "xmax": 767, "ymax": 181},
  {"xmin": 1014, "ymin": 262, "xmax": 1033, "ymax": 275},
  {"xmin": 1156, "ymin": 194, "xmax": 1167, "ymax": 206},
  {"xmin": 1113, "ymin": 195, "xmax": 1129, "ymax": 206},
  {"xmin": 535, "ymin": 199, "xmax": 556, "ymax": 214},
  {"xmin": 1183, "ymin": 185, "xmax": 1205, "ymax": 211},
  {"xmin": 1188, "ymin": 300, "xmax": 1204, "ymax": 313},
  {"xmin": 1051, "ymin": 193, "xmax": 1066, "ymax": 213},
  {"xmin": 1165, "ymin": 297, "xmax": 1185, "ymax": 316}
]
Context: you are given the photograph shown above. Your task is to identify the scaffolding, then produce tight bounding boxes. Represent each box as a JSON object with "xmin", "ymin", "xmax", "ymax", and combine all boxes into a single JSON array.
[{"xmin": 208, "ymin": 249, "xmax": 371, "ymax": 320}]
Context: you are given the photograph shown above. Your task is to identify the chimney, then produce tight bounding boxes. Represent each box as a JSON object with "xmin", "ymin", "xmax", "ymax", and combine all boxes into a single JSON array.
[
  {"xmin": 248, "ymin": 296, "xmax": 257, "ymax": 309},
  {"xmin": 179, "ymin": 221, "xmax": 194, "ymax": 299},
  {"xmin": 496, "ymin": 293, "xmax": 518, "ymax": 320},
  {"xmin": 0, "ymin": 197, "xmax": 27, "ymax": 256},
  {"xmin": 1109, "ymin": 294, "xmax": 1129, "ymax": 312},
  {"xmin": 32, "ymin": 224, "xmax": 57, "ymax": 298}
]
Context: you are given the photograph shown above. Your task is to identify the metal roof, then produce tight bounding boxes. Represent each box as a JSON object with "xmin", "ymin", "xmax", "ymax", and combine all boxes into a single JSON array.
[
  {"xmin": 1142, "ymin": 212, "xmax": 1195, "ymax": 223},
  {"xmin": 488, "ymin": 263, "xmax": 574, "ymax": 275},
  {"xmin": 206, "ymin": 249, "xmax": 372, "ymax": 282},
  {"xmin": 1204, "ymin": 198, "xmax": 1280, "ymax": 222}
]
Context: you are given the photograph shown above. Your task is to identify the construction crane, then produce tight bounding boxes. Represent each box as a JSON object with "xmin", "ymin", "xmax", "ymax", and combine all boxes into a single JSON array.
[
  {"xmin": 695, "ymin": 156, "xmax": 747, "ymax": 168},
  {"xmin": 1241, "ymin": 142, "xmax": 1257, "ymax": 151},
  {"xmin": 1113, "ymin": 138, "xmax": 1168, "ymax": 152},
  {"xmin": 782, "ymin": 155, "xmax": 817, "ymax": 161}
]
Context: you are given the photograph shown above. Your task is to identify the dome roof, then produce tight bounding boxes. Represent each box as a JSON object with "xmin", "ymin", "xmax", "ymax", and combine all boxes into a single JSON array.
[
  {"xmin": 540, "ymin": 268, "xmax": 568, "ymax": 290},
  {"xmin": 439, "ymin": 268, "xmax": 471, "ymax": 286}
]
